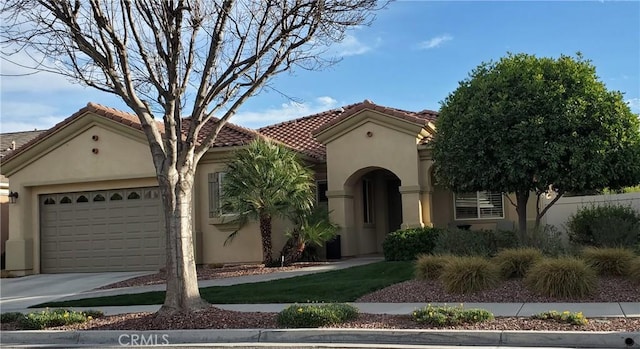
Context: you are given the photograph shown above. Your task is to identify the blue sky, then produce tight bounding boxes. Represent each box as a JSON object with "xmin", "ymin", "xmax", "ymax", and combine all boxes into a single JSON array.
[{"xmin": 1, "ymin": 1, "xmax": 639, "ymax": 132}]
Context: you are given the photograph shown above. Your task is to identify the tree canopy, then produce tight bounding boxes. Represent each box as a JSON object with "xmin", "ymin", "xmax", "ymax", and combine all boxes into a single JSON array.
[{"xmin": 432, "ymin": 53, "xmax": 640, "ymax": 234}]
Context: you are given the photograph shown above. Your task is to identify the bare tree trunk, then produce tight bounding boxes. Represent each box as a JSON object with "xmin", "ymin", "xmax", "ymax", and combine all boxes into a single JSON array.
[
  {"xmin": 259, "ymin": 214, "xmax": 273, "ymax": 264},
  {"xmin": 515, "ymin": 190, "xmax": 530, "ymax": 240},
  {"xmin": 159, "ymin": 169, "xmax": 207, "ymax": 313}
]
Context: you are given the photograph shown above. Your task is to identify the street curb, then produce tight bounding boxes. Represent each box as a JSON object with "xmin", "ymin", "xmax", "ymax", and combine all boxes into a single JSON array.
[{"xmin": 1, "ymin": 329, "xmax": 639, "ymax": 348}]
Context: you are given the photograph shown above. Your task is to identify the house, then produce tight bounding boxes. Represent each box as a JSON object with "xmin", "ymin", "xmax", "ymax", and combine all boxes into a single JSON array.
[
  {"xmin": 1, "ymin": 130, "xmax": 46, "ymax": 266},
  {"xmin": 0, "ymin": 101, "xmax": 536, "ymax": 275}
]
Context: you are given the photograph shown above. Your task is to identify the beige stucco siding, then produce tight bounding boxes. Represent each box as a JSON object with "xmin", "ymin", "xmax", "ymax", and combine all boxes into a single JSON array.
[{"xmin": 322, "ymin": 116, "xmax": 425, "ymax": 256}]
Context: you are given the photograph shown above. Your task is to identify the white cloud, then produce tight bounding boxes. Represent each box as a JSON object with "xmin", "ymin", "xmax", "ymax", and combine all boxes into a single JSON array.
[
  {"xmin": 626, "ymin": 98, "xmax": 640, "ymax": 113},
  {"xmin": 233, "ymin": 96, "xmax": 339, "ymax": 128},
  {"xmin": 329, "ymin": 35, "xmax": 381, "ymax": 57},
  {"xmin": 0, "ymin": 50, "xmax": 85, "ymax": 93},
  {"xmin": 418, "ymin": 34, "xmax": 453, "ymax": 50},
  {"xmin": 0, "ymin": 101, "xmax": 64, "ymax": 132}
]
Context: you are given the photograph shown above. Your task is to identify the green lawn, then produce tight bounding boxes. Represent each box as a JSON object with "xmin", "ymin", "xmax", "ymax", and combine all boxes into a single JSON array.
[{"xmin": 35, "ymin": 261, "xmax": 413, "ymax": 308}]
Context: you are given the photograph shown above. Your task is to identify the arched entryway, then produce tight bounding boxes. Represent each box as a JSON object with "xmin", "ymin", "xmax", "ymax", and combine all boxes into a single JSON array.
[{"xmin": 342, "ymin": 167, "xmax": 403, "ymax": 254}]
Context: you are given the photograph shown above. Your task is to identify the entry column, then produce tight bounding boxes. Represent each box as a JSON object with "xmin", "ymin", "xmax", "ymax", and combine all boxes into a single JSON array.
[
  {"xmin": 399, "ymin": 185, "xmax": 424, "ymax": 229},
  {"xmin": 326, "ymin": 189, "xmax": 357, "ymax": 256}
]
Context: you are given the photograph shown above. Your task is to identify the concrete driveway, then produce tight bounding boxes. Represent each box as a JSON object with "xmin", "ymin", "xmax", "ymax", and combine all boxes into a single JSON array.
[{"xmin": 0, "ymin": 271, "xmax": 152, "ymax": 311}]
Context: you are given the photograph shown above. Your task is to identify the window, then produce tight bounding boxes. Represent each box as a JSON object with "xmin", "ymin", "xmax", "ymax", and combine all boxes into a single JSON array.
[
  {"xmin": 362, "ymin": 178, "xmax": 374, "ymax": 224},
  {"xmin": 316, "ymin": 180, "xmax": 328, "ymax": 204},
  {"xmin": 110, "ymin": 193, "xmax": 123, "ymax": 201},
  {"xmin": 93, "ymin": 194, "xmax": 106, "ymax": 202},
  {"xmin": 127, "ymin": 192, "xmax": 141, "ymax": 200},
  {"xmin": 43, "ymin": 198, "xmax": 55, "ymax": 205},
  {"xmin": 76, "ymin": 195, "xmax": 88, "ymax": 203},
  {"xmin": 454, "ymin": 191, "xmax": 504, "ymax": 220},
  {"xmin": 209, "ymin": 172, "xmax": 232, "ymax": 217},
  {"xmin": 60, "ymin": 196, "xmax": 72, "ymax": 204}
]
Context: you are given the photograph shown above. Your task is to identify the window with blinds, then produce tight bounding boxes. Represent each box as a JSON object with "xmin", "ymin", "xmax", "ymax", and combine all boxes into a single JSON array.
[
  {"xmin": 208, "ymin": 172, "xmax": 232, "ymax": 217},
  {"xmin": 454, "ymin": 191, "xmax": 504, "ymax": 220}
]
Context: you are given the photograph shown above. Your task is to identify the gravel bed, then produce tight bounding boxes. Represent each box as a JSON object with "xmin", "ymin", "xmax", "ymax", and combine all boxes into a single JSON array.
[
  {"xmin": 357, "ymin": 276, "xmax": 640, "ymax": 303},
  {"xmin": 3, "ymin": 307, "xmax": 639, "ymax": 332}
]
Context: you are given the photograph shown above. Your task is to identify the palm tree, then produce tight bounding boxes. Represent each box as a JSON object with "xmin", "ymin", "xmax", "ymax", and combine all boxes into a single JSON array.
[{"xmin": 221, "ymin": 138, "xmax": 315, "ymax": 264}]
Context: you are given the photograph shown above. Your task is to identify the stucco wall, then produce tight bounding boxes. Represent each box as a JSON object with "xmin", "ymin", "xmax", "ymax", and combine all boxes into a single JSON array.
[
  {"xmin": 323, "ymin": 115, "xmax": 423, "ymax": 256},
  {"xmin": 542, "ymin": 192, "xmax": 640, "ymax": 232}
]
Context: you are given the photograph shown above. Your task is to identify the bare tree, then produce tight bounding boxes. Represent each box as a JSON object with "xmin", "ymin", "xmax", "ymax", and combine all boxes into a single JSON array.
[{"xmin": 1, "ymin": 0, "xmax": 380, "ymax": 314}]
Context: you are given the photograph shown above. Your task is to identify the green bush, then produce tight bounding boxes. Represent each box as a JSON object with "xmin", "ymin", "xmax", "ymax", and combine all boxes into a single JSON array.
[
  {"xmin": 532, "ymin": 310, "xmax": 588, "ymax": 326},
  {"xmin": 1, "ymin": 312, "xmax": 24, "ymax": 323},
  {"xmin": 18, "ymin": 308, "xmax": 88, "ymax": 330},
  {"xmin": 520, "ymin": 225, "xmax": 572, "ymax": 257},
  {"xmin": 567, "ymin": 204, "xmax": 640, "ymax": 248},
  {"xmin": 493, "ymin": 248, "xmax": 543, "ymax": 279},
  {"xmin": 439, "ymin": 256, "xmax": 500, "ymax": 294},
  {"xmin": 412, "ymin": 304, "xmax": 494, "ymax": 326},
  {"xmin": 277, "ymin": 303, "xmax": 358, "ymax": 328},
  {"xmin": 415, "ymin": 254, "xmax": 451, "ymax": 280},
  {"xmin": 383, "ymin": 227, "xmax": 442, "ymax": 261},
  {"xmin": 581, "ymin": 247, "xmax": 635, "ymax": 276},
  {"xmin": 434, "ymin": 229, "xmax": 518, "ymax": 257},
  {"xmin": 525, "ymin": 257, "xmax": 597, "ymax": 299},
  {"xmin": 628, "ymin": 257, "xmax": 640, "ymax": 284}
]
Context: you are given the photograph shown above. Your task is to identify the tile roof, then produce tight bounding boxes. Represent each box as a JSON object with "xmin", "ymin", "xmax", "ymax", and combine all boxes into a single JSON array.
[
  {"xmin": 2, "ymin": 100, "xmax": 438, "ymax": 164},
  {"xmin": 0, "ymin": 130, "xmax": 45, "ymax": 158},
  {"xmin": 260, "ymin": 100, "xmax": 438, "ymax": 160},
  {"xmin": 182, "ymin": 117, "xmax": 260, "ymax": 148},
  {"xmin": 1, "ymin": 103, "xmax": 258, "ymax": 163}
]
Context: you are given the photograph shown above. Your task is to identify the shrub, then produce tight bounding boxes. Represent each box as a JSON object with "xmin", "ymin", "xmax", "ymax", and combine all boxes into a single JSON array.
[
  {"xmin": 1, "ymin": 312, "xmax": 24, "ymax": 323},
  {"xmin": 493, "ymin": 248, "xmax": 543, "ymax": 279},
  {"xmin": 567, "ymin": 204, "xmax": 640, "ymax": 248},
  {"xmin": 415, "ymin": 254, "xmax": 451, "ymax": 280},
  {"xmin": 532, "ymin": 310, "xmax": 588, "ymax": 326},
  {"xmin": 434, "ymin": 229, "xmax": 518, "ymax": 257},
  {"xmin": 525, "ymin": 257, "xmax": 597, "ymax": 299},
  {"xmin": 439, "ymin": 256, "xmax": 500, "ymax": 294},
  {"xmin": 520, "ymin": 225, "xmax": 572, "ymax": 257},
  {"xmin": 277, "ymin": 303, "xmax": 358, "ymax": 328},
  {"xmin": 383, "ymin": 227, "xmax": 442, "ymax": 261},
  {"xmin": 581, "ymin": 247, "xmax": 635, "ymax": 276},
  {"xmin": 18, "ymin": 308, "xmax": 88, "ymax": 330},
  {"xmin": 628, "ymin": 257, "xmax": 640, "ymax": 284},
  {"xmin": 412, "ymin": 304, "xmax": 494, "ymax": 326}
]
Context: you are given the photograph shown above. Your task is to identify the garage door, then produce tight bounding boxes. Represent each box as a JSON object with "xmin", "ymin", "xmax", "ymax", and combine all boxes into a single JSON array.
[{"xmin": 40, "ymin": 187, "xmax": 165, "ymax": 273}]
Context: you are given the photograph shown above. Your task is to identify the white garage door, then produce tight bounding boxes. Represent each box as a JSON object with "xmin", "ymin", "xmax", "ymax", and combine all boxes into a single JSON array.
[{"xmin": 40, "ymin": 187, "xmax": 165, "ymax": 273}]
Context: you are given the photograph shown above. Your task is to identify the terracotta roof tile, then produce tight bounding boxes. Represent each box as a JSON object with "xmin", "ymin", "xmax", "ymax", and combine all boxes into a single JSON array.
[
  {"xmin": 1, "ymin": 102, "xmax": 259, "ymax": 163},
  {"xmin": 182, "ymin": 117, "xmax": 260, "ymax": 148},
  {"xmin": 2, "ymin": 100, "xmax": 438, "ymax": 164},
  {"xmin": 260, "ymin": 100, "xmax": 438, "ymax": 160},
  {"xmin": 258, "ymin": 102, "xmax": 364, "ymax": 160}
]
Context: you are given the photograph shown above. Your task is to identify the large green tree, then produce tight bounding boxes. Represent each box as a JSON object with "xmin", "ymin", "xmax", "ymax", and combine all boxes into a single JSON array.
[
  {"xmin": 221, "ymin": 138, "xmax": 315, "ymax": 264},
  {"xmin": 432, "ymin": 53, "xmax": 640, "ymax": 236}
]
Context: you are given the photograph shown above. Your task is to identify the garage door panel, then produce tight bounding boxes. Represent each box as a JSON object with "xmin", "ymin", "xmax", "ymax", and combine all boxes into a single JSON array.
[{"xmin": 40, "ymin": 187, "xmax": 165, "ymax": 273}]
